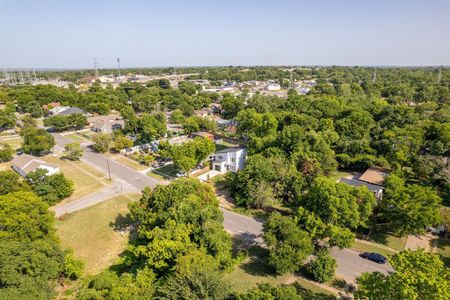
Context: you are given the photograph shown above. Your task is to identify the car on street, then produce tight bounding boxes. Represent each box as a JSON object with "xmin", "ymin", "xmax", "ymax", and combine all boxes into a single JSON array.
[{"xmin": 359, "ymin": 252, "xmax": 387, "ymax": 264}]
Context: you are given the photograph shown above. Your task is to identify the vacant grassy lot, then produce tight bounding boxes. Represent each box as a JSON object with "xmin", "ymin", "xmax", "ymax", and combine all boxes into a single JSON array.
[
  {"xmin": 64, "ymin": 133, "xmax": 90, "ymax": 143},
  {"xmin": 151, "ymin": 163, "xmax": 179, "ymax": 179},
  {"xmin": 43, "ymin": 156, "xmax": 110, "ymax": 203},
  {"xmin": 227, "ymin": 246, "xmax": 336, "ymax": 298},
  {"xmin": 0, "ymin": 135, "xmax": 23, "ymax": 149},
  {"xmin": 114, "ymin": 155, "xmax": 148, "ymax": 171},
  {"xmin": 56, "ymin": 193, "xmax": 140, "ymax": 275}
]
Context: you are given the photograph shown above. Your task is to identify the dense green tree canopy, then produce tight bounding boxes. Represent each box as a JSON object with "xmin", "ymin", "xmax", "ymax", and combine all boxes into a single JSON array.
[
  {"xmin": 21, "ymin": 128, "xmax": 55, "ymax": 156},
  {"xmin": 380, "ymin": 174, "xmax": 441, "ymax": 236},
  {"xmin": 27, "ymin": 169, "xmax": 74, "ymax": 205},
  {"xmin": 263, "ymin": 213, "xmax": 313, "ymax": 274},
  {"xmin": 355, "ymin": 250, "xmax": 450, "ymax": 300},
  {"xmin": 129, "ymin": 178, "xmax": 233, "ymax": 275},
  {"xmin": 0, "ymin": 191, "xmax": 55, "ymax": 241},
  {"xmin": 0, "ymin": 239, "xmax": 64, "ymax": 300},
  {"xmin": 301, "ymin": 176, "xmax": 377, "ymax": 230}
]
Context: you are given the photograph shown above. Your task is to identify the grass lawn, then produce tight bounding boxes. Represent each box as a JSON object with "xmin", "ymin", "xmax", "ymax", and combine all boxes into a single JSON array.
[
  {"xmin": 215, "ymin": 140, "xmax": 239, "ymax": 152},
  {"xmin": 0, "ymin": 136, "xmax": 23, "ymax": 149},
  {"xmin": 114, "ymin": 155, "xmax": 148, "ymax": 171},
  {"xmin": 295, "ymin": 278, "xmax": 337, "ymax": 299},
  {"xmin": 151, "ymin": 163, "xmax": 179, "ymax": 179},
  {"xmin": 352, "ymin": 240, "xmax": 397, "ymax": 257},
  {"xmin": 0, "ymin": 162, "xmax": 12, "ymax": 171},
  {"xmin": 435, "ymin": 238, "xmax": 450, "ymax": 267},
  {"xmin": 226, "ymin": 247, "xmax": 291, "ymax": 292},
  {"xmin": 147, "ymin": 171, "xmax": 165, "ymax": 181},
  {"xmin": 55, "ymin": 193, "xmax": 140, "ymax": 275},
  {"xmin": 367, "ymin": 227, "xmax": 407, "ymax": 251},
  {"xmin": 328, "ymin": 170, "xmax": 354, "ymax": 182},
  {"xmin": 227, "ymin": 246, "xmax": 336, "ymax": 298},
  {"xmin": 43, "ymin": 156, "xmax": 110, "ymax": 203},
  {"xmin": 64, "ymin": 133, "xmax": 89, "ymax": 143}
]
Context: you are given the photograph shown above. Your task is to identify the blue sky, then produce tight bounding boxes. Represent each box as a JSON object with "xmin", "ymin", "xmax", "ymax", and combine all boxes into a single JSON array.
[{"xmin": 0, "ymin": 0, "xmax": 449, "ymax": 68}]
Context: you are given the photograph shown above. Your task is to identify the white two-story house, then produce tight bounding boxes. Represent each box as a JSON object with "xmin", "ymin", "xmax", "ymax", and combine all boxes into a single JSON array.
[{"xmin": 211, "ymin": 147, "xmax": 246, "ymax": 173}]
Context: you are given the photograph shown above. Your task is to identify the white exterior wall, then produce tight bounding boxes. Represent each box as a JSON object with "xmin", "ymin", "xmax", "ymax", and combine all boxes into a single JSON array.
[
  {"xmin": 266, "ymin": 84, "xmax": 281, "ymax": 91},
  {"xmin": 38, "ymin": 165, "xmax": 60, "ymax": 176},
  {"xmin": 211, "ymin": 149, "xmax": 246, "ymax": 173}
]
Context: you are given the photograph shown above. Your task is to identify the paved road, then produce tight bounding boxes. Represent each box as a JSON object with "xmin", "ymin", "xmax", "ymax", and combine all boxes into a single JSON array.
[
  {"xmin": 53, "ymin": 133, "xmax": 161, "ymax": 190},
  {"xmin": 53, "ymin": 132, "xmax": 393, "ymax": 282},
  {"xmin": 52, "ymin": 181, "xmax": 138, "ymax": 217},
  {"xmin": 220, "ymin": 206, "xmax": 393, "ymax": 283},
  {"xmin": 221, "ymin": 208, "xmax": 264, "ymax": 246},
  {"xmin": 331, "ymin": 248, "xmax": 393, "ymax": 283}
]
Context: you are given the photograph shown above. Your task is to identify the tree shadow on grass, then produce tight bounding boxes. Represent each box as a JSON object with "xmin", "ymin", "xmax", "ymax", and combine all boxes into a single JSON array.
[
  {"xmin": 110, "ymin": 213, "xmax": 133, "ymax": 231},
  {"xmin": 435, "ymin": 238, "xmax": 450, "ymax": 267},
  {"xmin": 291, "ymin": 282, "xmax": 338, "ymax": 300},
  {"xmin": 239, "ymin": 245, "xmax": 276, "ymax": 277}
]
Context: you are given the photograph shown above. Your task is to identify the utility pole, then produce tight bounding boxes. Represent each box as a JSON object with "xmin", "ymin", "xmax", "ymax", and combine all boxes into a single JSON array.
[
  {"xmin": 289, "ymin": 68, "xmax": 295, "ymax": 89},
  {"xmin": 437, "ymin": 67, "xmax": 442, "ymax": 84},
  {"xmin": 94, "ymin": 58, "xmax": 99, "ymax": 78},
  {"xmin": 372, "ymin": 68, "xmax": 377, "ymax": 83},
  {"xmin": 117, "ymin": 57, "xmax": 121, "ymax": 77},
  {"xmin": 106, "ymin": 159, "xmax": 112, "ymax": 181}
]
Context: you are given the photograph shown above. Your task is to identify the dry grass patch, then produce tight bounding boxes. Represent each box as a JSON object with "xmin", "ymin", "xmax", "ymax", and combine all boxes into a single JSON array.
[
  {"xmin": 0, "ymin": 135, "xmax": 23, "ymax": 149},
  {"xmin": 43, "ymin": 155, "xmax": 110, "ymax": 203},
  {"xmin": 55, "ymin": 193, "xmax": 140, "ymax": 275}
]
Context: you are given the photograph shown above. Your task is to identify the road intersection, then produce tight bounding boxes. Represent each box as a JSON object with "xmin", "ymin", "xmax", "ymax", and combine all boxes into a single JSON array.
[{"xmin": 52, "ymin": 133, "xmax": 393, "ymax": 283}]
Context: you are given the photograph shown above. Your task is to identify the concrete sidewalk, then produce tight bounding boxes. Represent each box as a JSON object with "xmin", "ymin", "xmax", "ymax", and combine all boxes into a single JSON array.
[{"xmin": 52, "ymin": 180, "xmax": 138, "ymax": 217}]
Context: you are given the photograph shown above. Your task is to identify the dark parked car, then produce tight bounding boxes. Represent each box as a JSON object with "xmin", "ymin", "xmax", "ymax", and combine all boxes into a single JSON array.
[{"xmin": 359, "ymin": 252, "xmax": 387, "ymax": 264}]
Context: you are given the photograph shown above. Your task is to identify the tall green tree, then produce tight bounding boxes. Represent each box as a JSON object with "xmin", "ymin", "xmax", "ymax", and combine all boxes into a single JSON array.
[
  {"xmin": 380, "ymin": 174, "xmax": 441, "ymax": 236},
  {"xmin": 92, "ymin": 133, "xmax": 112, "ymax": 153},
  {"xmin": 63, "ymin": 142, "xmax": 83, "ymax": 160},
  {"xmin": 129, "ymin": 178, "xmax": 233, "ymax": 275},
  {"xmin": 301, "ymin": 176, "xmax": 376, "ymax": 230},
  {"xmin": 0, "ymin": 239, "xmax": 65, "ymax": 300},
  {"xmin": 355, "ymin": 250, "xmax": 450, "ymax": 300},
  {"xmin": 21, "ymin": 128, "xmax": 55, "ymax": 156},
  {"xmin": 27, "ymin": 169, "xmax": 74, "ymax": 205},
  {"xmin": 0, "ymin": 171, "xmax": 31, "ymax": 195},
  {"xmin": 263, "ymin": 213, "xmax": 313, "ymax": 274},
  {"xmin": 157, "ymin": 250, "xmax": 231, "ymax": 300},
  {"xmin": 306, "ymin": 249, "xmax": 337, "ymax": 283},
  {"xmin": 0, "ymin": 191, "xmax": 55, "ymax": 241}
]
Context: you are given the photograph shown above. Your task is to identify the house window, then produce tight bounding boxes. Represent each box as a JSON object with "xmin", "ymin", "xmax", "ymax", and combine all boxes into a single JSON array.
[
  {"xmin": 229, "ymin": 166, "xmax": 235, "ymax": 171},
  {"xmin": 231, "ymin": 158, "xmax": 235, "ymax": 162},
  {"xmin": 218, "ymin": 156, "xmax": 223, "ymax": 160}
]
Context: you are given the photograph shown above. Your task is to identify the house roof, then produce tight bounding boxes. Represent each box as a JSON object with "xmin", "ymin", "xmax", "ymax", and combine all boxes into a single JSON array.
[
  {"xmin": 92, "ymin": 119, "xmax": 124, "ymax": 129},
  {"xmin": 12, "ymin": 154, "xmax": 58, "ymax": 174},
  {"xmin": 87, "ymin": 114, "xmax": 122, "ymax": 124},
  {"xmin": 358, "ymin": 166, "xmax": 390, "ymax": 186},
  {"xmin": 339, "ymin": 178, "xmax": 384, "ymax": 194},
  {"xmin": 57, "ymin": 107, "xmax": 84, "ymax": 116}
]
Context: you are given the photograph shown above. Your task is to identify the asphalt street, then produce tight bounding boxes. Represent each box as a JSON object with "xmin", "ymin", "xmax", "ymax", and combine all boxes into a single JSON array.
[
  {"xmin": 53, "ymin": 133, "xmax": 160, "ymax": 190},
  {"xmin": 53, "ymin": 132, "xmax": 394, "ymax": 282},
  {"xmin": 221, "ymin": 207, "xmax": 393, "ymax": 283}
]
